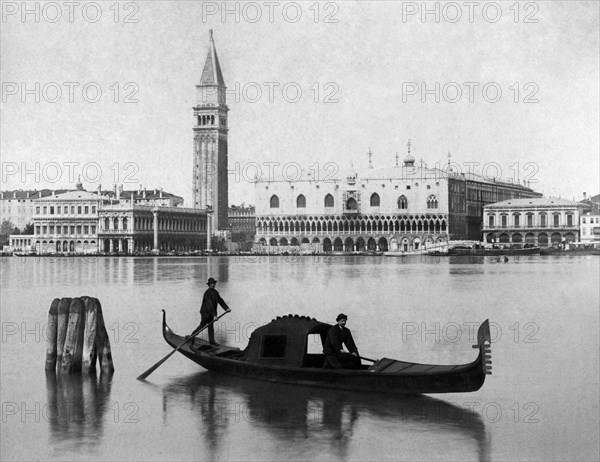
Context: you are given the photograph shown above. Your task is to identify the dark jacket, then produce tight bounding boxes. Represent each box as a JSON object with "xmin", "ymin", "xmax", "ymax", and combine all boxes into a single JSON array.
[
  {"xmin": 323, "ymin": 325, "xmax": 358, "ymax": 356},
  {"xmin": 200, "ymin": 287, "xmax": 229, "ymax": 318}
]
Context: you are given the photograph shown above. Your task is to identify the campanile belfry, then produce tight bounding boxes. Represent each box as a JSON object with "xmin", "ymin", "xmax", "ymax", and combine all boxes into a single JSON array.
[{"xmin": 193, "ymin": 30, "xmax": 228, "ymax": 231}]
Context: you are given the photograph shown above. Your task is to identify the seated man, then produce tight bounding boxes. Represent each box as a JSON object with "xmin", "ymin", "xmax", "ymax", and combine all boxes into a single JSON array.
[{"xmin": 322, "ymin": 313, "xmax": 361, "ymax": 369}]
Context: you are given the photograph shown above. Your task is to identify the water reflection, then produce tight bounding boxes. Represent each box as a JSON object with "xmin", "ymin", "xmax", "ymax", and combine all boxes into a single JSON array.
[
  {"xmin": 161, "ymin": 372, "xmax": 489, "ymax": 461},
  {"xmin": 45, "ymin": 372, "xmax": 113, "ymax": 447}
]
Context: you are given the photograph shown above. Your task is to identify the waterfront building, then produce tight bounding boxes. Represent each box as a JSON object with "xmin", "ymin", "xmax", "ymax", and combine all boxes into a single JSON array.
[
  {"xmin": 228, "ymin": 204, "xmax": 255, "ymax": 248},
  {"xmin": 192, "ymin": 30, "xmax": 229, "ymax": 232},
  {"xmin": 1, "ymin": 189, "xmax": 68, "ymax": 230},
  {"xmin": 32, "ymin": 189, "xmax": 108, "ymax": 254},
  {"xmin": 98, "ymin": 202, "xmax": 209, "ymax": 253},
  {"xmin": 482, "ymin": 197, "xmax": 586, "ymax": 247},
  {"xmin": 254, "ymin": 145, "xmax": 541, "ymax": 252},
  {"xmin": 6, "ymin": 234, "xmax": 34, "ymax": 252},
  {"xmin": 29, "ymin": 183, "xmax": 209, "ymax": 254},
  {"xmin": 104, "ymin": 185, "xmax": 184, "ymax": 207},
  {"xmin": 580, "ymin": 212, "xmax": 600, "ymax": 244}
]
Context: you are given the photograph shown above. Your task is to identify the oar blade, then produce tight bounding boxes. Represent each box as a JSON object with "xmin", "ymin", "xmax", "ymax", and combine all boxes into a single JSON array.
[{"xmin": 136, "ymin": 349, "xmax": 177, "ymax": 381}]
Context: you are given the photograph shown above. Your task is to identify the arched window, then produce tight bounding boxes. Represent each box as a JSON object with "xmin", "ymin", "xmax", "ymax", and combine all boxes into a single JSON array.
[
  {"xmin": 324, "ymin": 194, "xmax": 334, "ymax": 208},
  {"xmin": 346, "ymin": 197, "xmax": 357, "ymax": 210},
  {"xmin": 427, "ymin": 195, "xmax": 438, "ymax": 209},
  {"xmin": 104, "ymin": 218, "xmax": 110, "ymax": 230},
  {"xmin": 370, "ymin": 193, "xmax": 380, "ymax": 207},
  {"xmin": 296, "ymin": 194, "xmax": 306, "ymax": 208},
  {"xmin": 397, "ymin": 196, "xmax": 407, "ymax": 209},
  {"xmin": 270, "ymin": 195, "xmax": 279, "ymax": 208}
]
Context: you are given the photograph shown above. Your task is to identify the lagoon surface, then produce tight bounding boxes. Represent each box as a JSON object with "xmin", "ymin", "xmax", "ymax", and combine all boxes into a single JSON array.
[{"xmin": 1, "ymin": 255, "xmax": 598, "ymax": 461}]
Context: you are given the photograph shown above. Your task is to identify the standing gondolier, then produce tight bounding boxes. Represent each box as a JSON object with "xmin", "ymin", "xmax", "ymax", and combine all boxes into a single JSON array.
[{"xmin": 191, "ymin": 277, "xmax": 231, "ymax": 345}]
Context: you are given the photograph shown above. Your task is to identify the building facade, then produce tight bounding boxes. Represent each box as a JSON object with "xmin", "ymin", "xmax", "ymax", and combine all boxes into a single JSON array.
[
  {"xmin": 228, "ymin": 205, "xmax": 255, "ymax": 247},
  {"xmin": 254, "ymin": 149, "xmax": 542, "ymax": 253},
  {"xmin": 1, "ymin": 189, "xmax": 68, "ymax": 230},
  {"xmin": 29, "ymin": 187, "xmax": 209, "ymax": 255},
  {"xmin": 192, "ymin": 30, "xmax": 229, "ymax": 232},
  {"xmin": 482, "ymin": 198, "xmax": 586, "ymax": 246},
  {"xmin": 98, "ymin": 202, "xmax": 209, "ymax": 253},
  {"xmin": 580, "ymin": 213, "xmax": 600, "ymax": 244},
  {"xmin": 32, "ymin": 190, "xmax": 106, "ymax": 254}
]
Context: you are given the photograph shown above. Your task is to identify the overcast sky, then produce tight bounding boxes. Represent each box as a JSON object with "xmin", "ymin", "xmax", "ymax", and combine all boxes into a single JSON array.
[{"xmin": 2, "ymin": 1, "xmax": 598, "ymax": 205}]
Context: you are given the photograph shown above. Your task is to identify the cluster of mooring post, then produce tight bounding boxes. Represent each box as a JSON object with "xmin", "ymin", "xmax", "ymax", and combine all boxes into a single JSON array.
[{"xmin": 45, "ymin": 297, "xmax": 114, "ymax": 374}]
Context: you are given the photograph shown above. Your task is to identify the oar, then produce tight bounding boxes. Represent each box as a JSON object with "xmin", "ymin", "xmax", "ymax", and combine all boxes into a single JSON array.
[
  {"xmin": 359, "ymin": 355, "xmax": 378, "ymax": 363},
  {"xmin": 136, "ymin": 310, "xmax": 230, "ymax": 381}
]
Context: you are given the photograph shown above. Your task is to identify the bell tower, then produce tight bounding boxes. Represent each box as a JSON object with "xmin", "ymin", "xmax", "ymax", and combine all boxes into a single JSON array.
[{"xmin": 193, "ymin": 29, "xmax": 228, "ymax": 231}]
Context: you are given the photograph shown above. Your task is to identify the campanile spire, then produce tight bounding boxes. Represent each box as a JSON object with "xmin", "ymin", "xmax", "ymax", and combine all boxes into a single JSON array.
[{"xmin": 193, "ymin": 31, "xmax": 229, "ymax": 233}]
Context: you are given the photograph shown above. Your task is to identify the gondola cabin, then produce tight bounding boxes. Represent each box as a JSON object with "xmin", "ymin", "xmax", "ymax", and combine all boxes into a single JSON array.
[{"xmin": 244, "ymin": 315, "xmax": 346, "ymax": 369}]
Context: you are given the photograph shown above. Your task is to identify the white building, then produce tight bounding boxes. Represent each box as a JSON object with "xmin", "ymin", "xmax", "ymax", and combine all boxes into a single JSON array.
[
  {"xmin": 32, "ymin": 190, "xmax": 109, "ymax": 254},
  {"xmin": 580, "ymin": 213, "xmax": 600, "ymax": 244},
  {"xmin": 482, "ymin": 198, "xmax": 586, "ymax": 247}
]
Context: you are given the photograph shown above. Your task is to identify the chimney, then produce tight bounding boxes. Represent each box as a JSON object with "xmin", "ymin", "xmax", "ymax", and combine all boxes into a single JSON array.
[
  {"xmin": 26, "ymin": 192, "xmax": 30, "ymax": 198},
  {"xmin": 143, "ymin": 188, "xmax": 146, "ymax": 199},
  {"xmin": 97, "ymin": 184, "xmax": 102, "ymax": 195},
  {"xmin": 583, "ymin": 192, "xmax": 587, "ymax": 200},
  {"xmin": 138, "ymin": 184, "xmax": 142, "ymax": 194},
  {"xmin": 160, "ymin": 187, "xmax": 163, "ymax": 198},
  {"xmin": 13, "ymin": 192, "xmax": 16, "ymax": 198}
]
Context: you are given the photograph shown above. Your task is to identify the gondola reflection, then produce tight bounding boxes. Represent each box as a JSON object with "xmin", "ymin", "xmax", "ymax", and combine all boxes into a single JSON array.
[{"xmin": 162, "ymin": 371, "xmax": 490, "ymax": 461}]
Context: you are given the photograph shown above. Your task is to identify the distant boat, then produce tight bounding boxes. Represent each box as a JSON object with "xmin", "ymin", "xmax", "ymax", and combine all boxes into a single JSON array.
[
  {"xmin": 447, "ymin": 246, "xmax": 540, "ymax": 256},
  {"xmin": 162, "ymin": 312, "xmax": 492, "ymax": 395}
]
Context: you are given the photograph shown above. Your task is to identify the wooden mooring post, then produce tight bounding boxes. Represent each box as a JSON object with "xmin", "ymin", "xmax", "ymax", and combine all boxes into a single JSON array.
[{"xmin": 45, "ymin": 297, "xmax": 114, "ymax": 374}]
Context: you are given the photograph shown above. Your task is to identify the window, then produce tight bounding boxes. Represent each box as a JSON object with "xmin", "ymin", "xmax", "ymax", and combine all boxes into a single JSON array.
[
  {"xmin": 427, "ymin": 195, "xmax": 438, "ymax": 209},
  {"xmin": 56, "ymin": 206, "xmax": 61, "ymax": 214},
  {"xmin": 123, "ymin": 218, "xmax": 128, "ymax": 230},
  {"xmin": 36, "ymin": 206, "xmax": 40, "ymax": 215},
  {"xmin": 84, "ymin": 206, "xmax": 89, "ymax": 214},
  {"xmin": 346, "ymin": 197, "xmax": 358, "ymax": 210},
  {"xmin": 49, "ymin": 225, "xmax": 54, "ymax": 234},
  {"xmin": 70, "ymin": 225, "xmax": 75, "ymax": 234},
  {"xmin": 514, "ymin": 214, "xmax": 520, "ymax": 227},
  {"xmin": 43, "ymin": 206, "xmax": 47, "ymax": 214},
  {"xmin": 488, "ymin": 215, "xmax": 494, "ymax": 227},
  {"xmin": 91, "ymin": 226, "xmax": 96, "ymax": 234},
  {"xmin": 406, "ymin": 185, "xmax": 411, "ymax": 190},
  {"xmin": 296, "ymin": 195, "xmax": 306, "ymax": 208},
  {"xmin": 270, "ymin": 195, "xmax": 279, "ymax": 208},
  {"xmin": 260, "ymin": 335, "xmax": 287, "ymax": 358},
  {"xmin": 104, "ymin": 218, "xmax": 110, "ymax": 230},
  {"xmin": 501, "ymin": 215, "xmax": 508, "ymax": 227},
  {"xmin": 77, "ymin": 206, "xmax": 82, "ymax": 214},
  {"xmin": 567, "ymin": 214, "xmax": 573, "ymax": 226},
  {"xmin": 370, "ymin": 193, "xmax": 380, "ymax": 207},
  {"xmin": 84, "ymin": 226, "xmax": 89, "ymax": 235},
  {"xmin": 540, "ymin": 213, "xmax": 547, "ymax": 227},
  {"xmin": 398, "ymin": 196, "xmax": 407, "ymax": 209},
  {"xmin": 324, "ymin": 194, "xmax": 334, "ymax": 207},
  {"xmin": 71, "ymin": 206, "xmax": 75, "ymax": 214},
  {"xmin": 527, "ymin": 213, "xmax": 533, "ymax": 227},
  {"xmin": 553, "ymin": 214, "xmax": 560, "ymax": 226},
  {"xmin": 50, "ymin": 206, "xmax": 54, "ymax": 215},
  {"xmin": 582, "ymin": 217, "xmax": 586, "ymax": 224},
  {"xmin": 76, "ymin": 225, "xmax": 82, "ymax": 234},
  {"xmin": 92, "ymin": 206, "xmax": 96, "ymax": 214}
]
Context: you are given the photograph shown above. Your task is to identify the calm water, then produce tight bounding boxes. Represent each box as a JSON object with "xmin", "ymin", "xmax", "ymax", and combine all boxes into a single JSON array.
[{"xmin": 1, "ymin": 255, "xmax": 598, "ymax": 461}]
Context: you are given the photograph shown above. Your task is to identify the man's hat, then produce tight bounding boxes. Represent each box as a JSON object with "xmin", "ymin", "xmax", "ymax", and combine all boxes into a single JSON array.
[
  {"xmin": 336, "ymin": 313, "xmax": 348, "ymax": 321},
  {"xmin": 206, "ymin": 277, "xmax": 218, "ymax": 285}
]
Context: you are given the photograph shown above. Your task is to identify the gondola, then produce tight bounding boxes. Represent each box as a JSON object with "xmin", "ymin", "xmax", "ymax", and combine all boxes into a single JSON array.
[{"xmin": 162, "ymin": 311, "xmax": 492, "ymax": 395}]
